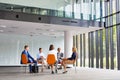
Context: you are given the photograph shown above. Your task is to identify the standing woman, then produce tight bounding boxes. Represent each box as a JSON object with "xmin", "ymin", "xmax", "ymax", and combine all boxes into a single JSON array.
[
  {"xmin": 47, "ymin": 44, "xmax": 57, "ymax": 74},
  {"xmin": 61, "ymin": 47, "xmax": 77, "ymax": 73}
]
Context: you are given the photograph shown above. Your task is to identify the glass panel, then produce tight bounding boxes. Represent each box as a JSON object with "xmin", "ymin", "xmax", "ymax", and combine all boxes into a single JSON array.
[
  {"xmin": 74, "ymin": 0, "xmax": 80, "ymax": 19},
  {"xmin": 64, "ymin": 0, "xmax": 72, "ymax": 18},
  {"xmin": 0, "ymin": 0, "xmax": 105, "ymax": 20},
  {"xmin": 85, "ymin": 33, "xmax": 89, "ymax": 67},
  {"xmin": 102, "ymin": 29, "xmax": 106, "ymax": 68}
]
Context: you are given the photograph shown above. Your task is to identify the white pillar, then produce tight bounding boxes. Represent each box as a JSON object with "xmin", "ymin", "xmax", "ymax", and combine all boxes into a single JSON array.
[{"xmin": 64, "ymin": 31, "xmax": 73, "ymax": 58}]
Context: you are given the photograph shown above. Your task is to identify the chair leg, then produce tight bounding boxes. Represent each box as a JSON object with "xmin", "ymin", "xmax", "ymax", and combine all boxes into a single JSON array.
[
  {"xmin": 55, "ymin": 63, "xmax": 58, "ymax": 73},
  {"xmin": 25, "ymin": 65, "xmax": 26, "ymax": 73},
  {"xmin": 75, "ymin": 64, "xmax": 77, "ymax": 73}
]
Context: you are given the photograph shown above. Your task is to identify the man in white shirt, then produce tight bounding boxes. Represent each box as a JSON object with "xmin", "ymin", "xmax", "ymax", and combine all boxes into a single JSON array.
[{"xmin": 37, "ymin": 48, "xmax": 47, "ymax": 72}]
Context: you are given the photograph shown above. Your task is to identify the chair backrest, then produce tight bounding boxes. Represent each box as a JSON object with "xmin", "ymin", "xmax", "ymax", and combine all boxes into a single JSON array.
[
  {"xmin": 47, "ymin": 54, "xmax": 56, "ymax": 65},
  {"xmin": 66, "ymin": 53, "xmax": 78, "ymax": 64},
  {"xmin": 21, "ymin": 54, "xmax": 28, "ymax": 64}
]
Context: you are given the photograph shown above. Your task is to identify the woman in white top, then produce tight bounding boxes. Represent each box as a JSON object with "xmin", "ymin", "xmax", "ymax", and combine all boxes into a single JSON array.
[{"xmin": 47, "ymin": 44, "xmax": 57, "ymax": 74}]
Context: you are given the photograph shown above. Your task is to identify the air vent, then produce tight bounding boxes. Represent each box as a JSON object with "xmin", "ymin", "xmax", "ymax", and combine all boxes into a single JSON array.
[
  {"xmin": 38, "ymin": 17, "xmax": 41, "ymax": 21},
  {"xmin": 16, "ymin": 15, "xmax": 19, "ymax": 18}
]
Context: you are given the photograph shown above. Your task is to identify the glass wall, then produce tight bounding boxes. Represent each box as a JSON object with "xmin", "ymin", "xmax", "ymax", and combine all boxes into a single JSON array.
[
  {"xmin": 73, "ymin": 0, "xmax": 120, "ymax": 70},
  {"xmin": 0, "ymin": 0, "xmax": 105, "ymax": 20}
]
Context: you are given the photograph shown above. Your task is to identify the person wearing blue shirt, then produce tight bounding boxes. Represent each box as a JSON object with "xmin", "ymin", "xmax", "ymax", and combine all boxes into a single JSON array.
[{"xmin": 21, "ymin": 45, "xmax": 37, "ymax": 73}]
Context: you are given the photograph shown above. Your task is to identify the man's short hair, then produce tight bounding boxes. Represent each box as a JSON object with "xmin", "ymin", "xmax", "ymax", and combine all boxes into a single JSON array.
[
  {"xmin": 39, "ymin": 48, "xmax": 42, "ymax": 51},
  {"xmin": 24, "ymin": 45, "xmax": 29, "ymax": 49}
]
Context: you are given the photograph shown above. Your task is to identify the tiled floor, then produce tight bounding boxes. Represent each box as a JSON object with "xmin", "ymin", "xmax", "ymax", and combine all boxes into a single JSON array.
[{"xmin": 0, "ymin": 67, "xmax": 120, "ymax": 80}]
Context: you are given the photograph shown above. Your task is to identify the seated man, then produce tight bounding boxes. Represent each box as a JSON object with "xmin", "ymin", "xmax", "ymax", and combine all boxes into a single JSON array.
[
  {"xmin": 37, "ymin": 48, "xmax": 47, "ymax": 72},
  {"xmin": 21, "ymin": 45, "xmax": 37, "ymax": 73},
  {"xmin": 61, "ymin": 47, "xmax": 77, "ymax": 74},
  {"xmin": 57, "ymin": 48, "xmax": 64, "ymax": 69}
]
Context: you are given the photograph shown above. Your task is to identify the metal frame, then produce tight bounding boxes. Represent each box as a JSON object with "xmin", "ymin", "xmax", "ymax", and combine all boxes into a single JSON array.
[
  {"xmin": 105, "ymin": 1, "xmax": 109, "ymax": 69},
  {"xmin": 83, "ymin": 33, "xmax": 86, "ymax": 67},
  {"xmin": 91, "ymin": 32, "xmax": 94, "ymax": 68},
  {"xmin": 110, "ymin": 27, "xmax": 114, "ymax": 69},
  {"xmin": 80, "ymin": 34, "xmax": 82, "ymax": 67},
  {"xmin": 100, "ymin": 29, "xmax": 103, "ymax": 68},
  {"xmin": 88, "ymin": 32, "xmax": 91, "ymax": 67},
  {"xmin": 96, "ymin": 30, "xmax": 99, "ymax": 68},
  {"xmin": 76, "ymin": 35, "xmax": 78, "ymax": 66}
]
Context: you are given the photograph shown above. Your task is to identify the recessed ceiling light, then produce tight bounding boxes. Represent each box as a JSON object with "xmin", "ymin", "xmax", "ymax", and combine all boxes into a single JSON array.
[
  {"xmin": 36, "ymin": 28, "xmax": 42, "ymax": 30},
  {"xmin": 8, "ymin": 31, "xmax": 14, "ymax": 33},
  {"xmin": 10, "ymin": 26, "xmax": 18, "ymax": 29},
  {"xmin": 47, "ymin": 29, "xmax": 55, "ymax": 32},
  {"xmin": 0, "ymin": 25, "xmax": 7, "ymax": 28},
  {"xmin": 0, "ymin": 30, "xmax": 4, "ymax": 32},
  {"xmin": 44, "ymin": 24, "xmax": 51, "ymax": 27}
]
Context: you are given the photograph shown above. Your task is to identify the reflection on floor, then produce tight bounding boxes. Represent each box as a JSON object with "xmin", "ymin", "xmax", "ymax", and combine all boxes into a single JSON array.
[{"xmin": 0, "ymin": 67, "xmax": 120, "ymax": 80}]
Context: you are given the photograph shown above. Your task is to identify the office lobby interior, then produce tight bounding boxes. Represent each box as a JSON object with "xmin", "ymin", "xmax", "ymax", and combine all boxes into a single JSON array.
[{"xmin": 0, "ymin": 0, "xmax": 120, "ymax": 80}]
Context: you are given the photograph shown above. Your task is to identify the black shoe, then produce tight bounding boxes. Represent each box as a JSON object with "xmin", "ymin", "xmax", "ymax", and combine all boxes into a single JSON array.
[
  {"xmin": 51, "ymin": 71, "xmax": 54, "ymax": 74},
  {"xmin": 48, "ymin": 66, "xmax": 50, "ymax": 69},
  {"xmin": 63, "ymin": 71, "xmax": 67, "ymax": 74},
  {"xmin": 30, "ymin": 71, "xmax": 33, "ymax": 73}
]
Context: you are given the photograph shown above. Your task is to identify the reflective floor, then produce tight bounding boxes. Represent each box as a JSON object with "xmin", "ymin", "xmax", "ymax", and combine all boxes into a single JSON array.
[{"xmin": 0, "ymin": 67, "xmax": 120, "ymax": 80}]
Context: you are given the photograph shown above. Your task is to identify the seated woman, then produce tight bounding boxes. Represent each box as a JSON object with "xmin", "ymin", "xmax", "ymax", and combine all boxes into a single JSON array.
[
  {"xmin": 47, "ymin": 44, "xmax": 57, "ymax": 74},
  {"xmin": 61, "ymin": 47, "xmax": 77, "ymax": 74}
]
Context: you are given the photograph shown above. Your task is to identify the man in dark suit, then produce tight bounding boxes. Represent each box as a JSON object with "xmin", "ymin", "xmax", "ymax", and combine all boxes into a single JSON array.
[{"xmin": 21, "ymin": 45, "xmax": 37, "ymax": 73}]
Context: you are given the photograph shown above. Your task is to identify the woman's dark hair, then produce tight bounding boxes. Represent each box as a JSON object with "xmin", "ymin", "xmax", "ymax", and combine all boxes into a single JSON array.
[
  {"xmin": 39, "ymin": 48, "xmax": 42, "ymax": 51},
  {"xmin": 49, "ymin": 44, "xmax": 54, "ymax": 51},
  {"xmin": 24, "ymin": 45, "xmax": 29, "ymax": 49}
]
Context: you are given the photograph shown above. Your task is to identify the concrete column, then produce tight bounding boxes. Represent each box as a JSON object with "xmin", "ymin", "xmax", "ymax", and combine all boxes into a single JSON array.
[{"xmin": 64, "ymin": 31, "xmax": 73, "ymax": 58}]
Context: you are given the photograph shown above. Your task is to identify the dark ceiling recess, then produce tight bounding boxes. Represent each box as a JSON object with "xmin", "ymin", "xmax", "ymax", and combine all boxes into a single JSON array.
[
  {"xmin": 16, "ymin": 14, "xmax": 19, "ymax": 18},
  {"xmin": 38, "ymin": 17, "xmax": 41, "ymax": 21}
]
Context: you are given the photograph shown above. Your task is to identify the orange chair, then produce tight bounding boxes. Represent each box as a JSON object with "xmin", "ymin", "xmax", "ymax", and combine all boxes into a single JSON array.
[
  {"xmin": 21, "ymin": 54, "xmax": 30, "ymax": 72},
  {"xmin": 21, "ymin": 54, "xmax": 28, "ymax": 64},
  {"xmin": 47, "ymin": 54, "xmax": 56, "ymax": 65},
  {"xmin": 47, "ymin": 54, "xmax": 57, "ymax": 73},
  {"xmin": 63, "ymin": 54, "xmax": 78, "ymax": 72}
]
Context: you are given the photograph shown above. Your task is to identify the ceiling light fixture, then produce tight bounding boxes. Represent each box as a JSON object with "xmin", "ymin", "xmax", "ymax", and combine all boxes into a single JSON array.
[
  {"xmin": 0, "ymin": 30, "xmax": 4, "ymax": 32},
  {"xmin": 10, "ymin": 26, "xmax": 18, "ymax": 29},
  {"xmin": 0, "ymin": 25, "xmax": 7, "ymax": 28},
  {"xmin": 47, "ymin": 29, "xmax": 55, "ymax": 32},
  {"xmin": 36, "ymin": 28, "xmax": 42, "ymax": 30},
  {"xmin": 8, "ymin": 31, "xmax": 14, "ymax": 33}
]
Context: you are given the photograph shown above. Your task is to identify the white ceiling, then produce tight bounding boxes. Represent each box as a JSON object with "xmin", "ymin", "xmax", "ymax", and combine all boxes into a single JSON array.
[{"xmin": 0, "ymin": 19, "xmax": 104, "ymax": 37}]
